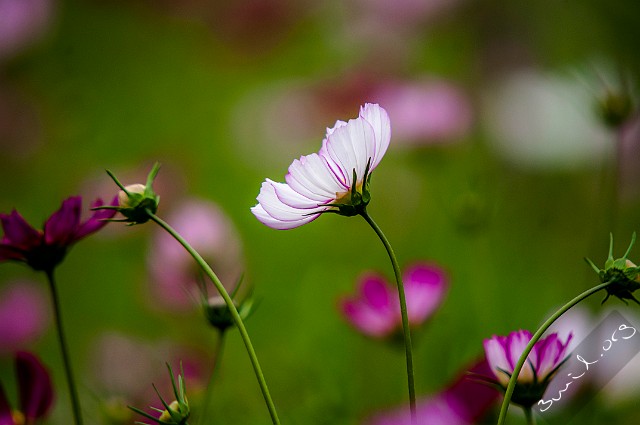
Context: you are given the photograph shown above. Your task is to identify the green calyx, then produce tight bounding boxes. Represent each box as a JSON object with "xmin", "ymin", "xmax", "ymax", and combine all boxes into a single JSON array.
[
  {"xmin": 322, "ymin": 158, "xmax": 373, "ymax": 217},
  {"xmin": 201, "ymin": 275, "xmax": 256, "ymax": 332},
  {"xmin": 129, "ymin": 363, "xmax": 190, "ymax": 425},
  {"xmin": 585, "ymin": 233, "xmax": 640, "ymax": 305},
  {"xmin": 98, "ymin": 162, "xmax": 161, "ymax": 225}
]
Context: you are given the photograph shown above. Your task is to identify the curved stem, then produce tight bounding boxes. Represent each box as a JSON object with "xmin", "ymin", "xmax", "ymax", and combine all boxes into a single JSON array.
[
  {"xmin": 45, "ymin": 270, "xmax": 83, "ymax": 425},
  {"xmin": 199, "ymin": 330, "xmax": 226, "ymax": 424},
  {"xmin": 360, "ymin": 209, "xmax": 417, "ymax": 423},
  {"xmin": 147, "ymin": 211, "xmax": 280, "ymax": 425},
  {"xmin": 496, "ymin": 280, "xmax": 613, "ymax": 425}
]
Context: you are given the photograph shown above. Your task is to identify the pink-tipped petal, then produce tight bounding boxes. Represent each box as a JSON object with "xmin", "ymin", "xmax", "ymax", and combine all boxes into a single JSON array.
[
  {"xmin": 74, "ymin": 196, "xmax": 118, "ymax": 240},
  {"xmin": 251, "ymin": 204, "xmax": 318, "ymax": 230},
  {"xmin": 16, "ymin": 351, "xmax": 54, "ymax": 420},
  {"xmin": 43, "ymin": 196, "xmax": 82, "ymax": 246},
  {"xmin": 359, "ymin": 103, "xmax": 391, "ymax": 169},
  {"xmin": 483, "ymin": 336, "xmax": 512, "ymax": 386},
  {"xmin": 0, "ymin": 210, "xmax": 41, "ymax": 248},
  {"xmin": 403, "ymin": 263, "xmax": 447, "ymax": 324}
]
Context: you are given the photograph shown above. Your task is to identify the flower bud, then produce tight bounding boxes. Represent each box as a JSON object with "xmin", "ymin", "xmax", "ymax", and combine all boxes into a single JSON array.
[{"xmin": 118, "ymin": 184, "xmax": 146, "ymax": 208}]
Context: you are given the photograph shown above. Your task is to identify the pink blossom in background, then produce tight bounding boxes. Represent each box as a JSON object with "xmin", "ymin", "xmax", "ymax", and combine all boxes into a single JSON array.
[
  {"xmin": 0, "ymin": 280, "xmax": 50, "ymax": 355},
  {"xmin": 618, "ymin": 113, "xmax": 640, "ymax": 202},
  {"xmin": 0, "ymin": 0, "xmax": 54, "ymax": 61},
  {"xmin": 372, "ymin": 80, "xmax": 473, "ymax": 145},
  {"xmin": 148, "ymin": 199, "xmax": 244, "ymax": 310},
  {"xmin": 366, "ymin": 359, "xmax": 498, "ymax": 425},
  {"xmin": 340, "ymin": 262, "xmax": 448, "ymax": 338}
]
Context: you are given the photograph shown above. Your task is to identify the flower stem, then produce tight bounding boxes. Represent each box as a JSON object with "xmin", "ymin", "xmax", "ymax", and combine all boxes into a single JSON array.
[
  {"xmin": 360, "ymin": 209, "xmax": 417, "ymax": 423},
  {"xmin": 199, "ymin": 330, "xmax": 226, "ymax": 425},
  {"xmin": 45, "ymin": 270, "xmax": 83, "ymax": 425},
  {"xmin": 496, "ymin": 280, "xmax": 613, "ymax": 425},
  {"xmin": 146, "ymin": 210, "xmax": 280, "ymax": 425},
  {"xmin": 524, "ymin": 407, "xmax": 536, "ymax": 425}
]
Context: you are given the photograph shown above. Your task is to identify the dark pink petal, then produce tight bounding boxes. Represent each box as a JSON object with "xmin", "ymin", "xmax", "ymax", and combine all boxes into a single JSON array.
[
  {"xmin": 403, "ymin": 263, "xmax": 447, "ymax": 324},
  {"xmin": 0, "ymin": 243, "xmax": 26, "ymax": 262},
  {"xmin": 16, "ymin": 351, "xmax": 54, "ymax": 420},
  {"xmin": 74, "ymin": 196, "xmax": 118, "ymax": 241},
  {"xmin": 0, "ymin": 281, "xmax": 50, "ymax": 354},
  {"xmin": 0, "ymin": 210, "xmax": 41, "ymax": 249},
  {"xmin": 360, "ymin": 274, "xmax": 393, "ymax": 310},
  {"xmin": 441, "ymin": 359, "xmax": 499, "ymax": 423},
  {"xmin": 0, "ymin": 383, "xmax": 13, "ymax": 425},
  {"xmin": 340, "ymin": 298, "xmax": 397, "ymax": 337},
  {"xmin": 43, "ymin": 197, "xmax": 81, "ymax": 246}
]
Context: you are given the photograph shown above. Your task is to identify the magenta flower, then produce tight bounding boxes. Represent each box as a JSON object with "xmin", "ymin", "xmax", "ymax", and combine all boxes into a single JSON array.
[
  {"xmin": 483, "ymin": 330, "xmax": 573, "ymax": 407},
  {"xmin": 366, "ymin": 359, "xmax": 498, "ymax": 425},
  {"xmin": 0, "ymin": 351, "xmax": 54, "ymax": 424},
  {"xmin": 340, "ymin": 262, "xmax": 447, "ymax": 338},
  {"xmin": 251, "ymin": 103, "xmax": 390, "ymax": 229},
  {"xmin": 0, "ymin": 196, "xmax": 116, "ymax": 272},
  {"xmin": 0, "ymin": 0, "xmax": 54, "ymax": 61},
  {"xmin": 0, "ymin": 280, "xmax": 50, "ymax": 355}
]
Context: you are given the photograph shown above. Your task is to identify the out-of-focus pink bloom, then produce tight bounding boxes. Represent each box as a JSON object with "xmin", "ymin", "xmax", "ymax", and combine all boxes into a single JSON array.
[
  {"xmin": 0, "ymin": 0, "xmax": 54, "ymax": 61},
  {"xmin": 483, "ymin": 330, "xmax": 572, "ymax": 407},
  {"xmin": 372, "ymin": 81, "xmax": 473, "ymax": 145},
  {"xmin": 148, "ymin": 199, "xmax": 243, "ymax": 310},
  {"xmin": 340, "ymin": 262, "xmax": 448, "ymax": 338},
  {"xmin": 366, "ymin": 359, "xmax": 498, "ymax": 425},
  {"xmin": 0, "ymin": 351, "xmax": 54, "ymax": 424},
  {"xmin": 252, "ymin": 103, "xmax": 390, "ymax": 230},
  {"xmin": 619, "ymin": 114, "xmax": 640, "ymax": 202},
  {"xmin": 0, "ymin": 280, "xmax": 49, "ymax": 354},
  {"xmin": 0, "ymin": 196, "xmax": 117, "ymax": 272}
]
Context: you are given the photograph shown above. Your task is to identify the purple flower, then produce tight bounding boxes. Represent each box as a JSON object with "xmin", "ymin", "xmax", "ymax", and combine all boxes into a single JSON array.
[
  {"xmin": 366, "ymin": 359, "xmax": 499, "ymax": 425},
  {"xmin": 251, "ymin": 103, "xmax": 390, "ymax": 230},
  {"xmin": 483, "ymin": 330, "xmax": 573, "ymax": 407},
  {"xmin": 0, "ymin": 351, "xmax": 54, "ymax": 424},
  {"xmin": 147, "ymin": 199, "xmax": 244, "ymax": 311},
  {"xmin": 340, "ymin": 262, "xmax": 448, "ymax": 338},
  {"xmin": 0, "ymin": 0, "xmax": 54, "ymax": 61},
  {"xmin": 0, "ymin": 280, "xmax": 50, "ymax": 355},
  {"xmin": 0, "ymin": 196, "xmax": 117, "ymax": 272}
]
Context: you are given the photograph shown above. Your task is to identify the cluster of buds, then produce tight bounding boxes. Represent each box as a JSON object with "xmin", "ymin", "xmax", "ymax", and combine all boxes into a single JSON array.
[
  {"xmin": 586, "ymin": 233, "xmax": 640, "ymax": 305},
  {"xmin": 129, "ymin": 364, "xmax": 190, "ymax": 425}
]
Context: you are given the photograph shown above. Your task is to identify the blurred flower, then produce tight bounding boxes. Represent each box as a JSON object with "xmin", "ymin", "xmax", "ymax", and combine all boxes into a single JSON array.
[
  {"xmin": 0, "ymin": 351, "xmax": 54, "ymax": 424},
  {"xmin": 0, "ymin": 196, "xmax": 117, "ymax": 272},
  {"xmin": 148, "ymin": 199, "xmax": 244, "ymax": 311},
  {"xmin": 251, "ymin": 103, "xmax": 390, "ymax": 229},
  {"xmin": 483, "ymin": 330, "xmax": 572, "ymax": 408},
  {"xmin": 619, "ymin": 113, "xmax": 640, "ymax": 201},
  {"xmin": 0, "ymin": 0, "xmax": 54, "ymax": 61},
  {"xmin": 372, "ymin": 80, "xmax": 473, "ymax": 146},
  {"xmin": 201, "ymin": 280, "xmax": 255, "ymax": 333},
  {"xmin": 366, "ymin": 359, "xmax": 498, "ymax": 425},
  {"xmin": 483, "ymin": 69, "xmax": 613, "ymax": 169},
  {"xmin": 585, "ymin": 233, "xmax": 640, "ymax": 305},
  {"xmin": 129, "ymin": 364, "xmax": 190, "ymax": 425},
  {"xmin": 0, "ymin": 280, "xmax": 50, "ymax": 355},
  {"xmin": 340, "ymin": 262, "xmax": 448, "ymax": 339}
]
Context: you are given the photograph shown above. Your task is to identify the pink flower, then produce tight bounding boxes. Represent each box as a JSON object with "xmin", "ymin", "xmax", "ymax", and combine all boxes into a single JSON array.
[
  {"xmin": 0, "ymin": 0, "xmax": 54, "ymax": 61},
  {"xmin": 366, "ymin": 359, "xmax": 498, "ymax": 425},
  {"xmin": 340, "ymin": 262, "xmax": 448, "ymax": 338},
  {"xmin": 147, "ymin": 199, "xmax": 243, "ymax": 310},
  {"xmin": 0, "ymin": 280, "xmax": 49, "ymax": 355},
  {"xmin": 251, "ymin": 103, "xmax": 391, "ymax": 230},
  {"xmin": 483, "ymin": 330, "xmax": 572, "ymax": 407},
  {"xmin": 0, "ymin": 196, "xmax": 117, "ymax": 272},
  {"xmin": 372, "ymin": 80, "xmax": 473, "ymax": 145},
  {"xmin": 0, "ymin": 351, "xmax": 54, "ymax": 424}
]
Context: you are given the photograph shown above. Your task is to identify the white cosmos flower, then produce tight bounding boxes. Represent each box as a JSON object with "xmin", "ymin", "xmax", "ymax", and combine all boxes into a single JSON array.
[{"xmin": 251, "ymin": 103, "xmax": 391, "ymax": 230}]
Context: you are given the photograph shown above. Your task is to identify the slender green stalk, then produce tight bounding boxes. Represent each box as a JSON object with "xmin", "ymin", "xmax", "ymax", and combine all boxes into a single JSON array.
[
  {"xmin": 146, "ymin": 210, "xmax": 280, "ymax": 425},
  {"xmin": 45, "ymin": 270, "xmax": 83, "ymax": 425},
  {"xmin": 199, "ymin": 330, "xmax": 226, "ymax": 425},
  {"xmin": 524, "ymin": 407, "xmax": 536, "ymax": 425},
  {"xmin": 360, "ymin": 209, "xmax": 416, "ymax": 423},
  {"xmin": 496, "ymin": 280, "xmax": 613, "ymax": 425}
]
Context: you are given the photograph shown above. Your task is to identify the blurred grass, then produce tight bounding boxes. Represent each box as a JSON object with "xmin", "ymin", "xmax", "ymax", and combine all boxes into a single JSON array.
[{"xmin": 1, "ymin": 0, "xmax": 640, "ymax": 424}]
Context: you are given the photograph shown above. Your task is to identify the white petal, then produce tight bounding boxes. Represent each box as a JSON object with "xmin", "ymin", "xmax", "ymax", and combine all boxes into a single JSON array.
[
  {"xmin": 251, "ymin": 203, "xmax": 318, "ymax": 230},
  {"xmin": 285, "ymin": 153, "xmax": 345, "ymax": 200},
  {"xmin": 484, "ymin": 336, "xmax": 512, "ymax": 386},
  {"xmin": 269, "ymin": 179, "xmax": 330, "ymax": 210},
  {"xmin": 360, "ymin": 103, "xmax": 391, "ymax": 169},
  {"xmin": 256, "ymin": 181, "xmax": 315, "ymax": 222}
]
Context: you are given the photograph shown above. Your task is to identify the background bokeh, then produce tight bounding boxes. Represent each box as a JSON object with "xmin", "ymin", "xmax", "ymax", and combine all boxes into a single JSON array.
[{"xmin": 1, "ymin": 0, "xmax": 640, "ymax": 423}]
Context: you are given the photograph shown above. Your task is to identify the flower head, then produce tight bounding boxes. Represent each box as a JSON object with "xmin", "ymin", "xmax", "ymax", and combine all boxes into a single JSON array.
[
  {"xmin": 585, "ymin": 233, "xmax": 640, "ymax": 305},
  {"xmin": 129, "ymin": 364, "xmax": 190, "ymax": 425},
  {"xmin": 0, "ymin": 351, "xmax": 54, "ymax": 424},
  {"xmin": 483, "ymin": 330, "xmax": 572, "ymax": 408},
  {"xmin": 251, "ymin": 103, "xmax": 390, "ymax": 229},
  {"xmin": 340, "ymin": 262, "xmax": 447, "ymax": 339},
  {"xmin": 0, "ymin": 196, "xmax": 117, "ymax": 272},
  {"xmin": 99, "ymin": 162, "xmax": 161, "ymax": 225}
]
